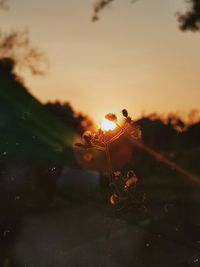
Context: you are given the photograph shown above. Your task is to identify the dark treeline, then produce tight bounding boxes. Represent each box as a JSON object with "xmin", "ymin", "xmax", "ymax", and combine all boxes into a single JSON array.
[
  {"xmin": 44, "ymin": 101, "xmax": 93, "ymax": 136},
  {"xmin": 134, "ymin": 114, "xmax": 200, "ymax": 176}
]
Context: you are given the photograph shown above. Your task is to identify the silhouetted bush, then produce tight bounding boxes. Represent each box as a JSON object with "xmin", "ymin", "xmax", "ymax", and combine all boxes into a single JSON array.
[
  {"xmin": 45, "ymin": 101, "xmax": 93, "ymax": 135},
  {"xmin": 0, "ymin": 57, "xmax": 15, "ymax": 75}
]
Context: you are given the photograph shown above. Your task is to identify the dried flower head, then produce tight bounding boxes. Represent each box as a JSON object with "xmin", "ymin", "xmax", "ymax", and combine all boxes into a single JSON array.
[
  {"xmin": 125, "ymin": 177, "xmax": 138, "ymax": 188},
  {"xmin": 110, "ymin": 194, "xmax": 120, "ymax": 206},
  {"xmin": 122, "ymin": 109, "xmax": 128, "ymax": 118},
  {"xmin": 114, "ymin": 171, "xmax": 121, "ymax": 177},
  {"xmin": 73, "ymin": 109, "xmax": 144, "ymax": 211},
  {"xmin": 124, "ymin": 171, "xmax": 138, "ymax": 191},
  {"xmin": 105, "ymin": 113, "xmax": 117, "ymax": 122}
]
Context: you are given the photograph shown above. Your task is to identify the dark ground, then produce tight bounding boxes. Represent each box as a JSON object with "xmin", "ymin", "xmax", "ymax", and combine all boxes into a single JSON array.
[{"xmin": 1, "ymin": 190, "xmax": 200, "ymax": 267}]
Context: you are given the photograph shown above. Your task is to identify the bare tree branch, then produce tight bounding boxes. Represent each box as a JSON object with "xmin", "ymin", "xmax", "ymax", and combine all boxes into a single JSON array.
[
  {"xmin": 92, "ymin": 0, "xmax": 200, "ymax": 32},
  {"xmin": 92, "ymin": 0, "xmax": 139, "ymax": 21},
  {"xmin": 0, "ymin": 29, "xmax": 48, "ymax": 76},
  {"xmin": 92, "ymin": 0, "xmax": 115, "ymax": 21}
]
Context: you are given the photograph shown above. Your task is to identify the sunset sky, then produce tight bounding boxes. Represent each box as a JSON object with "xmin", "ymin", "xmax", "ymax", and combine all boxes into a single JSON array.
[{"xmin": 1, "ymin": 0, "xmax": 200, "ymax": 123}]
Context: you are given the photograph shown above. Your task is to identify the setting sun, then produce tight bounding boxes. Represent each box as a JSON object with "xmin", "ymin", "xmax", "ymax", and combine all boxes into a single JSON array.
[{"xmin": 101, "ymin": 119, "xmax": 116, "ymax": 131}]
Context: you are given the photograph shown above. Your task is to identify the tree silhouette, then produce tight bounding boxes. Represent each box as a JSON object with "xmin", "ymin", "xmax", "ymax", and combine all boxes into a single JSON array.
[
  {"xmin": 45, "ymin": 101, "xmax": 93, "ymax": 135},
  {"xmin": 93, "ymin": 0, "xmax": 200, "ymax": 32},
  {"xmin": 178, "ymin": 0, "xmax": 200, "ymax": 31},
  {"xmin": 0, "ymin": 29, "xmax": 48, "ymax": 76},
  {"xmin": 0, "ymin": 1, "xmax": 48, "ymax": 76}
]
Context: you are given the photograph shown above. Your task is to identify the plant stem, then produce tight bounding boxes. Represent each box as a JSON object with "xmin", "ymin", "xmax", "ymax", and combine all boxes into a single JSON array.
[{"xmin": 105, "ymin": 143, "xmax": 113, "ymax": 184}]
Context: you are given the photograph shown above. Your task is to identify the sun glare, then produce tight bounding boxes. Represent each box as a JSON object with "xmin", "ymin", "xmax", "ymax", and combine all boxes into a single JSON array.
[{"xmin": 101, "ymin": 118, "xmax": 116, "ymax": 131}]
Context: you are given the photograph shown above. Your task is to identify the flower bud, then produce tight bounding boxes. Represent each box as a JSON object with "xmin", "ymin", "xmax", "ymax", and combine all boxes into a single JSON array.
[
  {"xmin": 122, "ymin": 109, "xmax": 128, "ymax": 118},
  {"xmin": 105, "ymin": 113, "xmax": 117, "ymax": 122},
  {"xmin": 110, "ymin": 194, "xmax": 120, "ymax": 206}
]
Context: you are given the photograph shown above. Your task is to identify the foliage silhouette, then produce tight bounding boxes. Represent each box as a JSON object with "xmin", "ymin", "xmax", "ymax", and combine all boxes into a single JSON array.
[
  {"xmin": 45, "ymin": 101, "xmax": 93, "ymax": 135},
  {"xmin": 0, "ymin": 30, "xmax": 48, "ymax": 76},
  {"xmin": 93, "ymin": 0, "xmax": 200, "ymax": 32},
  {"xmin": 178, "ymin": 0, "xmax": 200, "ymax": 31}
]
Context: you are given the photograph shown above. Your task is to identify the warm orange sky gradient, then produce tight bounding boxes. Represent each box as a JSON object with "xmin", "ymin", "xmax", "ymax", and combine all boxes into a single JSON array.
[{"xmin": 1, "ymin": 0, "xmax": 200, "ymax": 123}]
